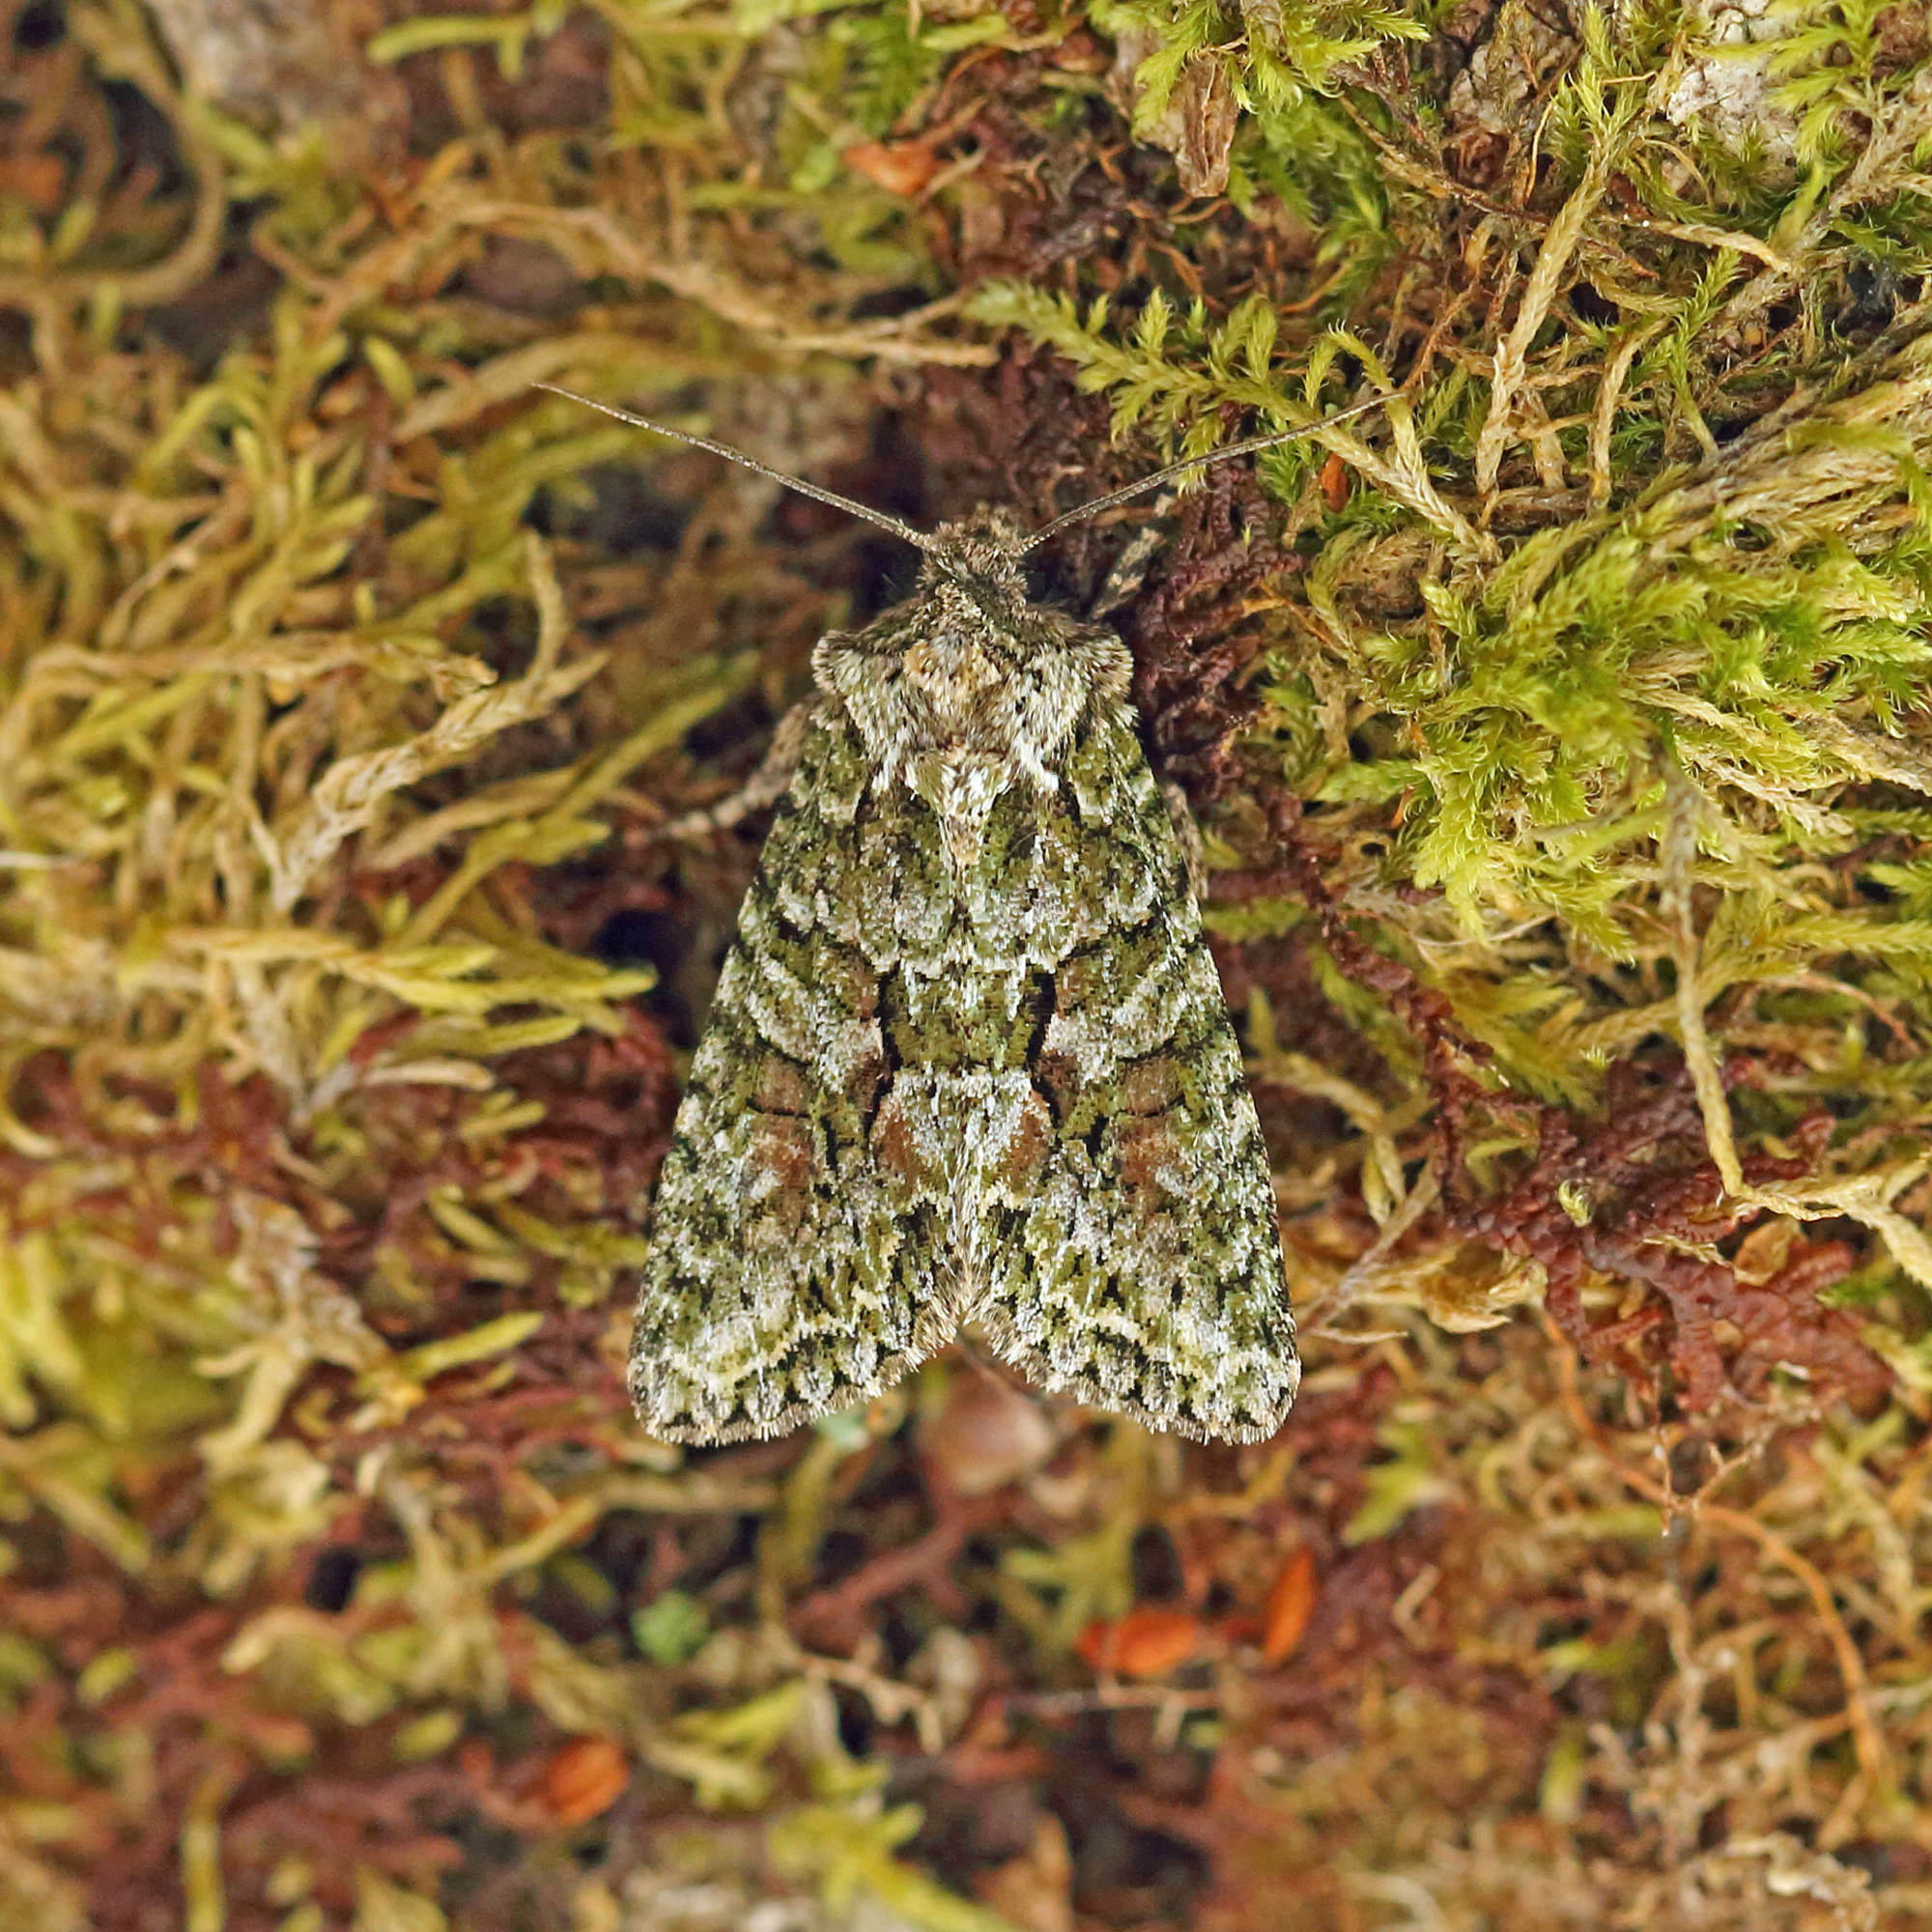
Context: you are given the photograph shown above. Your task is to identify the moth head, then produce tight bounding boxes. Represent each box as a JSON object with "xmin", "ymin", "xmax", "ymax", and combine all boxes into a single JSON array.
[{"xmin": 921, "ymin": 506, "xmax": 1031, "ymax": 595}]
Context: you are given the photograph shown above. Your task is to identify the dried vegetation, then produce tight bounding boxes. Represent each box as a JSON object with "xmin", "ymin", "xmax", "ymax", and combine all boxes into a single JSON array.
[{"xmin": 4, "ymin": 0, "xmax": 1932, "ymax": 1927}]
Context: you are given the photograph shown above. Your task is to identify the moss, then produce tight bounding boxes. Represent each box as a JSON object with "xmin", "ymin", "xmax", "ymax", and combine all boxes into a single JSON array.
[{"xmin": 3, "ymin": 0, "xmax": 1932, "ymax": 1928}]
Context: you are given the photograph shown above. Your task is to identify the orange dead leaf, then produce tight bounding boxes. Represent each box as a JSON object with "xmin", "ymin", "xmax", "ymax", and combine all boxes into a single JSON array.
[
  {"xmin": 843, "ymin": 139, "xmax": 941, "ymax": 198},
  {"xmin": 1263, "ymin": 1547, "xmax": 1318, "ymax": 1663},
  {"xmin": 534, "ymin": 1736, "xmax": 629, "ymax": 1827},
  {"xmin": 1075, "ymin": 1605, "xmax": 1204, "ymax": 1678},
  {"xmin": 0, "ymin": 154, "xmax": 65, "ymax": 213},
  {"xmin": 1319, "ymin": 451, "xmax": 1350, "ymax": 511},
  {"xmin": 1049, "ymin": 29, "xmax": 1110, "ymax": 73}
]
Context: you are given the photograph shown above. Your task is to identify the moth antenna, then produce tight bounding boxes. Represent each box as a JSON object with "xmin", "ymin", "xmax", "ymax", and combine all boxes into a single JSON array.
[
  {"xmin": 1013, "ymin": 392, "xmax": 1388, "ymax": 555},
  {"xmin": 536, "ymin": 384, "xmax": 942, "ymax": 555}
]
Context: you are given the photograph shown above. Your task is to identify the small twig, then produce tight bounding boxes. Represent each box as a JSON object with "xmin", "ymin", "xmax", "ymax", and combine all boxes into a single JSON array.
[{"xmin": 1547, "ymin": 1328, "xmax": 1890, "ymax": 1793}]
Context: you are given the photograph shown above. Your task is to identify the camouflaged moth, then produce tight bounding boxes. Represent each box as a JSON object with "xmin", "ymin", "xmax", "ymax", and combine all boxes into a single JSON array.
[{"xmin": 543, "ymin": 384, "xmax": 1380, "ymax": 1444}]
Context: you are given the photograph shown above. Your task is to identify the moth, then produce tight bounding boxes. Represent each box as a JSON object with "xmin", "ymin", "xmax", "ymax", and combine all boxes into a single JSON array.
[{"xmin": 544, "ymin": 384, "xmax": 1378, "ymax": 1444}]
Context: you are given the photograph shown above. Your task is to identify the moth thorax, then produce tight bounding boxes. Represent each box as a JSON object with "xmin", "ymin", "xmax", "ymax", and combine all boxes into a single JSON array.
[{"xmin": 903, "ymin": 633, "xmax": 1007, "ymax": 721}]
